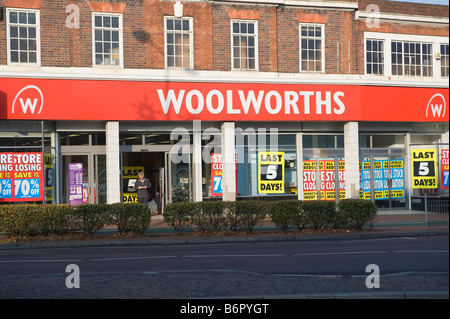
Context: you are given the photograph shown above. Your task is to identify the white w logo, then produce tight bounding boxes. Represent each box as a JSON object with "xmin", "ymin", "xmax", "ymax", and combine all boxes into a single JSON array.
[
  {"xmin": 426, "ymin": 93, "xmax": 446, "ymax": 118},
  {"xmin": 430, "ymin": 103, "xmax": 443, "ymax": 117},
  {"xmin": 19, "ymin": 98, "xmax": 39, "ymax": 114},
  {"xmin": 12, "ymin": 85, "xmax": 44, "ymax": 115}
]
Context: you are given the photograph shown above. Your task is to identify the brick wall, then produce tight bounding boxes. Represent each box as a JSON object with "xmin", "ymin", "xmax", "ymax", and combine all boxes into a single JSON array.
[{"xmin": 0, "ymin": 0, "xmax": 448, "ymax": 74}]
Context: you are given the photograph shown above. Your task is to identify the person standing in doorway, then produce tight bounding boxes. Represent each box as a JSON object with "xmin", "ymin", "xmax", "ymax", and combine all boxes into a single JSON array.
[{"xmin": 134, "ymin": 171, "xmax": 152, "ymax": 204}]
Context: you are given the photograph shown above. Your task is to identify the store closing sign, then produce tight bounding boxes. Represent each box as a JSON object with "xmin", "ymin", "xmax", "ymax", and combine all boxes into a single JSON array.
[
  {"xmin": 360, "ymin": 159, "xmax": 405, "ymax": 200},
  {"xmin": 411, "ymin": 149, "xmax": 438, "ymax": 189},
  {"xmin": 122, "ymin": 166, "xmax": 144, "ymax": 203},
  {"xmin": 0, "ymin": 152, "xmax": 44, "ymax": 202},
  {"xmin": 258, "ymin": 152, "xmax": 284, "ymax": 194},
  {"xmin": 442, "ymin": 149, "xmax": 449, "ymax": 189},
  {"xmin": 303, "ymin": 160, "xmax": 346, "ymax": 201},
  {"xmin": 210, "ymin": 153, "xmax": 238, "ymax": 197}
]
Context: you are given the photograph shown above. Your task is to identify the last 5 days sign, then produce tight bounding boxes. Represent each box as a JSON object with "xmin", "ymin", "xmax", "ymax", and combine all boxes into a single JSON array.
[
  {"xmin": 0, "ymin": 152, "xmax": 44, "ymax": 202},
  {"xmin": 258, "ymin": 152, "xmax": 284, "ymax": 194},
  {"xmin": 411, "ymin": 149, "xmax": 438, "ymax": 189}
]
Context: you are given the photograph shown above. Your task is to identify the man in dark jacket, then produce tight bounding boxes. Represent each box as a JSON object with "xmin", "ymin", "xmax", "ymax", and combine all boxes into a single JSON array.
[{"xmin": 134, "ymin": 171, "xmax": 152, "ymax": 204}]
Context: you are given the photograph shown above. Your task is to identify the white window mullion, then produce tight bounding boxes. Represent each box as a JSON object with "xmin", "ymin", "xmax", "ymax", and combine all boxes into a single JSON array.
[
  {"xmin": 7, "ymin": 8, "xmax": 40, "ymax": 66},
  {"xmin": 299, "ymin": 23, "xmax": 324, "ymax": 73},
  {"xmin": 231, "ymin": 20, "xmax": 258, "ymax": 71},
  {"xmin": 165, "ymin": 16, "xmax": 193, "ymax": 70},
  {"xmin": 92, "ymin": 12, "xmax": 123, "ymax": 68}
]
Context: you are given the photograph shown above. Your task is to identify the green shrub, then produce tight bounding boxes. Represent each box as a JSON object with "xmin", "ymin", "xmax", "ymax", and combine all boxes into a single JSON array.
[
  {"xmin": 36, "ymin": 204, "xmax": 76, "ymax": 235},
  {"xmin": 163, "ymin": 202, "xmax": 195, "ymax": 234},
  {"xmin": 268, "ymin": 200, "xmax": 306, "ymax": 232},
  {"xmin": 302, "ymin": 200, "xmax": 336, "ymax": 230},
  {"xmin": 73, "ymin": 204, "xmax": 109, "ymax": 235},
  {"xmin": 337, "ymin": 199, "xmax": 377, "ymax": 230},
  {"xmin": 0, "ymin": 204, "xmax": 40, "ymax": 236},
  {"xmin": 108, "ymin": 203, "xmax": 151, "ymax": 235},
  {"xmin": 226, "ymin": 200, "xmax": 268, "ymax": 233},
  {"xmin": 190, "ymin": 201, "xmax": 227, "ymax": 233}
]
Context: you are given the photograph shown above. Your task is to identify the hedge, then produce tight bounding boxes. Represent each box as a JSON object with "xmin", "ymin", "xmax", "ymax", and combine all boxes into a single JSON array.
[
  {"xmin": 336, "ymin": 199, "xmax": 377, "ymax": 230},
  {"xmin": 164, "ymin": 200, "xmax": 269, "ymax": 234},
  {"xmin": 164, "ymin": 199, "xmax": 377, "ymax": 234},
  {"xmin": 0, "ymin": 199, "xmax": 377, "ymax": 237},
  {"xmin": 269, "ymin": 199, "xmax": 377, "ymax": 232},
  {"xmin": 268, "ymin": 200, "xmax": 306, "ymax": 232},
  {"xmin": 0, "ymin": 203, "xmax": 152, "ymax": 237}
]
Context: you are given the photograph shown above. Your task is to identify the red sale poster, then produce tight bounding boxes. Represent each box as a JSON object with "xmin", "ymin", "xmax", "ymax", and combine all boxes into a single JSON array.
[
  {"xmin": 210, "ymin": 153, "xmax": 238, "ymax": 197},
  {"xmin": 302, "ymin": 160, "xmax": 345, "ymax": 201},
  {"xmin": 0, "ymin": 152, "xmax": 44, "ymax": 202}
]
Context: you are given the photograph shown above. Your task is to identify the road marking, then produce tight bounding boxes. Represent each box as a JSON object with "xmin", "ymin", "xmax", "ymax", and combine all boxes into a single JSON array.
[
  {"xmin": 393, "ymin": 250, "xmax": 449, "ymax": 253},
  {"xmin": 341, "ymin": 238, "xmax": 400, "ymax": 243},
  {"xmin": 182, "ymin": 254, "xmax": 286, "ymax": 258},
  {"xmin": 90, "ymin": 256, "xmax": 177, "ymax": 262},
  {"xmin": 274, "ymin": 274, "xmax": 343, "ymax": 278},
  {"xmin": 0, "ymin": 259, "xmax": 83, "ymax": 263},
  {"xmin": 292, "ymin": 251, "xmax": 389, "ymax": 257}
]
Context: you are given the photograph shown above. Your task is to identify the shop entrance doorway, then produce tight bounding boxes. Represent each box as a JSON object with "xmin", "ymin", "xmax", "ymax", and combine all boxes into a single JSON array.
[
  {"xmin": 121, "ymin": 152, "xmax": 166, "ymax": 213},
  {"xmin": 61, "ymin": 152, "xmax": 106, "ymax": 204},
  {"xmin": 120, "ymin": 149, "xmax": 193, "ymax": 212}
]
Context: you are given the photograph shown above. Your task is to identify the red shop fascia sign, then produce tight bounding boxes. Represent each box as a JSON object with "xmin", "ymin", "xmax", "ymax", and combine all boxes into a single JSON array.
[{"xmin": 0, "ymin": 78, "xmax": 448, "ymax": 123}]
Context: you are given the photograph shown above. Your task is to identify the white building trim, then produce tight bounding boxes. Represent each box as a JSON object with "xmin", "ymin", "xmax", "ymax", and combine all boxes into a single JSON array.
[
  {"xmin": 356, "ymin": 11, "xmax": 449, "ymax": 26},
  {"xmin": 1, "ymin": 66, "xmax": 448, "ymax": 88}
]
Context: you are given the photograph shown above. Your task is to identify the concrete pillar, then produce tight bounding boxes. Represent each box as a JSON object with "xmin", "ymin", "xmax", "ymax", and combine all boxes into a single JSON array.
[
  {"xmin": 344, "ymin": 122, "xmax": 360, "ymax": 199},
  {"xmin": 296, "ymin": 132, "xmax": 303, "ymax": 200},
  {"xmin": 106, "ymin": 121, "xmax": 121, "ymax": 204},
  {"xmin": 221, "ymin": 122, "xmax": 236, "ymax": 201},
  {"xmin": 192, "ymin": 120, "xmax": 202, "ymax": 202}
]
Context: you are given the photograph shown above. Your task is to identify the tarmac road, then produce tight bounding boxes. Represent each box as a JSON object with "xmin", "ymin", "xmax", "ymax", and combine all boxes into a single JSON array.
[
  {"xmin": 0, "ymin": 210, "xmax": 448, "ymax": 301},
  {"xmin": 0, "ymin": 235, "xmax": 448, "ymax": 300}
]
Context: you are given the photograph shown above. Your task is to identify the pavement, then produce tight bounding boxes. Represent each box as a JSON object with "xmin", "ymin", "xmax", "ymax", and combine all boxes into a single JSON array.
[{"xmin": 0, "ymin": 209, "xmax": 448, "ymax": 300}]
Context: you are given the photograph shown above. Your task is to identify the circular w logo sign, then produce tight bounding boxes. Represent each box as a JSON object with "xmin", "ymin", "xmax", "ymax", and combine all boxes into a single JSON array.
[
  {"xmin": 426, "ymin": 93, "xmax": 446, "ymax": 118},
  {"xmin": 12, "ymin": 85, "xmax": 44, "ymax": 115}
]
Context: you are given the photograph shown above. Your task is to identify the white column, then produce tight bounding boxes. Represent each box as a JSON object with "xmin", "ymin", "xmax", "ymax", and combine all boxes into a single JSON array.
[
  {"xmin": 192, "ymin": 120, "xmax": 202, "ymax": 202},
  {"xmin": 296, "ymin": 132, "xmax": 303, "ymax": 200},
  {"xmin": 344, "ymin": 122, "xmax": 360, "ymax": 199},
  {"xmin": 106, "ymin": 121, "xmax": 121, "ymax": 204},
  {"xmin": 405, "ymin": 133, "xmax": 412, "ymax": 209},
  {"xmin": 221, "ymin": 122, "xmax": 236, "ymax": 201}
]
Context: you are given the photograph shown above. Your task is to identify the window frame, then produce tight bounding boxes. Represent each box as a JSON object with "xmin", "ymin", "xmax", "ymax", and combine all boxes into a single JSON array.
[
  {"xmin": 391, "ymin": 40, "xmax": 433, "ymax": 77},
  {"xmin": 164, "ymin": 16, "xmax": 194, "ymax": 70},
  {"xmin": 364, "ymin": 32, "xmax": 447, "ymax": 79},
  {"xmin": 6, "ymin": 8, "xmax": 41, "ymax": 66},
  {"xmin": 440, "ymin": 43, "xmax": 449, "ymax": 78},
  {"xmin": 91, "ymin": 12, "xmax": 124, "ymax": 68},
  {"xmin": 230, "ymin": 19, "xmax": 259, "ymax": 71},
  {"xmin": 365, "ymin": 38, "xmax": 385, "ymax": 75},
  {"xmin": 299, "ymin": 23, "xmax": 325, "ymax": 73}
]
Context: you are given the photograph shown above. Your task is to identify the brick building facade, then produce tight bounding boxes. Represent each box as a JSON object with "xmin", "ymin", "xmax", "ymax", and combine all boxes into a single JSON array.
[{"xmin": 0, "ymin": 0, "xmax": 448, "ymax": 210}]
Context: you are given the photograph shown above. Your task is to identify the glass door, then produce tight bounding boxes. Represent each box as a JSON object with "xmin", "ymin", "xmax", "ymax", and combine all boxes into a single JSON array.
[
  {"xmin": 303, "ymin": 149, "xmax": 345, "ymax": 201},
  {"xmin": 62, "ymin": 152, "xmax": 106, "ymax": 204},
  {"xmin": 94, "ymin": 154, "xmax": 107, "ymax": 204},
  {"xmin": 169, "ymin": 152, "xmax": 192, "ymax": 203},
  {"xmin": 360, "ymin": 148, "xmax": 406, "ymax": 208},
  {"xmin": 62, "ymin": 154, "xmax": 89, "ymax": 204}
]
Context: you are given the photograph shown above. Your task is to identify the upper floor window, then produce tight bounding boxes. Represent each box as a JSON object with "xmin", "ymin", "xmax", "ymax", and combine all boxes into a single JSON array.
[
  {"xmin": 165, "ymin": 17, "xmax": 193, "ymax": 69},
  {"xmin": 366, "ymin": 39, "xmax": 384, "ymax": 75},
  {"xmin": 299, "ymin": 24, "xmax": 324, "ymax": 72},
  {"xmin": 391, "ymin": 41, "xmax": 433, "ymax": 77},
  {"xmin": 7, "ymin": 9, "xmax": 40, "ymax": 65},
  {"xmin": 92, "ymin": 13, "xmax": 123, "ymax": 67},
  {"xmin": 441, "ymin": 44, "xmax": 449, "ymax": 78},
  {"xmin": 231, "ymin": 20, "xmax": 257, "ymax": 71}
]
